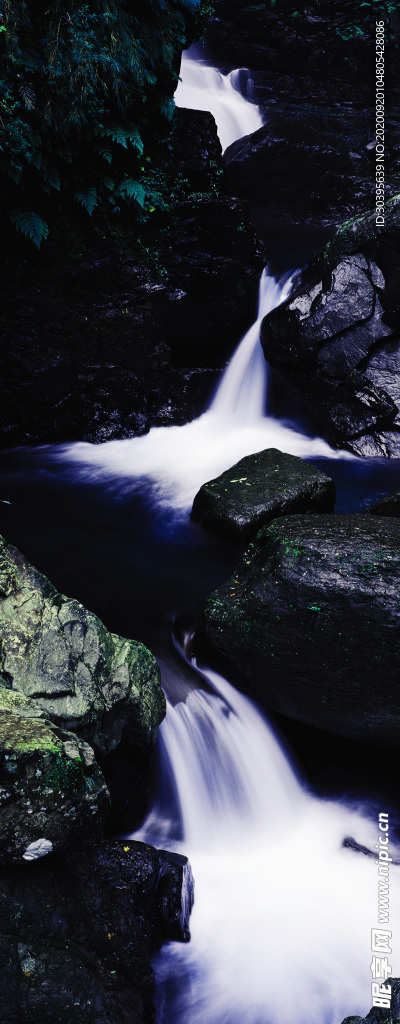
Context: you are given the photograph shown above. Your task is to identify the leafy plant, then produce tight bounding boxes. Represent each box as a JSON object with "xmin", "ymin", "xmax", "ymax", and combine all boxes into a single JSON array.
[{"xmin": 0, "ymin": 0, "xmax": 201, "ymax": 247}]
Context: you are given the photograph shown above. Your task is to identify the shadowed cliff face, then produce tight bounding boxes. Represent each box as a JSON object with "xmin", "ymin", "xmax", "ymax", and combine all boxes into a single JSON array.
[
  {"xmin": 202, "ymin": 0, "xmax": 400, "ymax": 235},
  {"xmin": 0, "ymin": 107, "xmax": 263, "ymax": 447}
]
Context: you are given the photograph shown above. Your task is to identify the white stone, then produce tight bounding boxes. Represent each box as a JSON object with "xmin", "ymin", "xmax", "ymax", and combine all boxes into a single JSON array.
[{"xmin": 22, "ymin": 838, "xmax": 53, "ymax": 861}]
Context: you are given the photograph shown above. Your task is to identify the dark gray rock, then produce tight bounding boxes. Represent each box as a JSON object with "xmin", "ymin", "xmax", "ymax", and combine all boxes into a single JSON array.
[
  {"xmin": 0, "ymin": 838, "xmax": 193, "ymax": 1024},
  {"xmin": 0, "ymin": 108, "xmax": 263, "ymax": 447},
  {"xmin": 0, "ymin": 533, "xmax": 165, "ymax": 828},
  {"xmin": 203, "ymin": 0, "xmax": 400, "ymax": 112},
  {"xmin": 342, "ymin": 978, "xmax": 400, "ymax": 1024},
  {"xmin": 191, "ymin": 448, "xmax": 335, "ymax": 541},
  {"xmin": 224, "ymin": 117, "xmax": 376, "ymax": 228},
  {"xmin": 0, "ymin": 688, "xmax": 110, "ymax": 864},
  {"xmin": 195, "ymin": 514, "xmax": 400, "ymax": 745},
  {"xmin": 157, "ymin": 850, "xmax": 194, "ymax": 943},
  {"xmin": 261, "ymin": 204, "xmax": 400, "ymax": 455},
  {"xmin": 367, "ymin": 492, "xmax": 400, "ymax": 518}
]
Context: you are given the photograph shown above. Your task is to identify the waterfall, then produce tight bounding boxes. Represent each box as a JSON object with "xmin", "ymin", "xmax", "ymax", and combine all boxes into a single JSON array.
[
  {"xmin": 53, "ymin": 48, "xmax": 347, "ymax": 506},
  {"xmin": 174, "ymin": 51, "xmax": 263, "ymax": 151},
  {"xmin": 208, "ymin": 267, "xmax": 294, "ymax": 423},
  {"xmin": 53, "ymin": 45, "xmax": 349, "ymax": 504},
  {"xmin": 133, "ymin": 664, "xmax": 400, "ymax": 1024},
  {"xmin": 56, "ymin": 268, "xmax": 344, "ymax": 508}
]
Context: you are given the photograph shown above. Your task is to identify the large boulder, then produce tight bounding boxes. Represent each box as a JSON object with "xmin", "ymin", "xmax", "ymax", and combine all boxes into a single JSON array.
[
  {"xmin": 261, "ymin": 197, "xmax": 400, "ymax": 456},
  {"xmin": 0, "ymin": 687, "xmax": 110, "ymax": 864},
  {"xmin": 195, "ymin": 514, "xmax": 400, "ymax": 745},
  {"xmin": 191, "ymin": 448, "xmax": 335, "ymax": 541},
  {"xmin": 0, "ymin": 533, "xmax": 165, "ymax": 827},
  {"xmin": 0, "ymin": 838, "xmax": 194, "ymax": 1024}
]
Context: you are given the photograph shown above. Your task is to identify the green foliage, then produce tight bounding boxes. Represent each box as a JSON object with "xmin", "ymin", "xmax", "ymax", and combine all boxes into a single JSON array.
[
  {"xmin": 0, "ymin": 0, "xmax": 200, "ymax": 246},
  {"xmin": 8, "ymin": 209, "xmax": 49, "ymax": 247},
  {"xmin": 334, "ymin": 0, "xmax": 397, "ymax": 39}
]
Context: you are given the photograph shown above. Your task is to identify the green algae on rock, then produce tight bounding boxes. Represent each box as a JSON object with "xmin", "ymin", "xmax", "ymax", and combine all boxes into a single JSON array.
[
  {"xmin": 191, "ymin": 448, "xmax": 335, "ymax": 541},
  {"xmin": 0, "ymin": 533, "xmax": 165, "ymax": 828},
  {"xmin": 0, "ymin": 533, "xmax": 165, "ymax": 752},
  {"xmin": 0, "ymin": 688, "xmax": 109, "ymax": 864},
  {"xmin": 195, "ymin": 514, "xmax": 400, "ymax": 745}
]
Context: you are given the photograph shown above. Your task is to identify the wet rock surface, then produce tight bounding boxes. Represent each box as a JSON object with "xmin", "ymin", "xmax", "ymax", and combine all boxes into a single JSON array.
[
  {"xmin": 0, "ymin": 108, "xmax": 262, "ymax": 447},
  {"xmin": 0, "ymin": 688, "xmax": 110, "ymax": 864},
  {"xmin": 191, "ymin": 448, "xmax": 335, "ymax": 541},
  {"xmin": 367, "ymin": 491, "xmax": 400, "ymax": 518},
  {"xmin": 261, "ymin": 198, "xmax": 400, "ymax": 456},
  {"xmin": 203, "ymin": 0, "xmax": 400, "ymax": 110},
  {"xmin": 224, "ymin": 114, "xmax": 385, "ymax": 229},
  {"xmin": 342, "ymin": 978, "xmax": 400, "ymax": 1024},
  {"xmin": 204, "ymin": 0, "xmax": 400, "ymax": 232},
  {"xmin": 195, "ymin": 514, "xmax": 400, "ymax": 745},
  {"xmin": 0, "ymin": 838, "xmax": 194, "ymax": 1024},
  {"xmin": 0, "ymin": 533, "xmax": 165, "ymax": 827}
]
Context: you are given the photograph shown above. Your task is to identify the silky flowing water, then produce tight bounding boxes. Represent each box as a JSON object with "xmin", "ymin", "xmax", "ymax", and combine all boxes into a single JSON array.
[{"xmin": 1, "ymin": 44, "xmax": 400, "ymax": 1024}]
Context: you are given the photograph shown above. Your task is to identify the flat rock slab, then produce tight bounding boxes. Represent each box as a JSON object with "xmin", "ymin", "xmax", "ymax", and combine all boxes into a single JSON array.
[
  {"xmin": 195, "ymin": 514, "xmax": 400, "ymax": 745},
  {"xmin": 191, "ymin": 448, "xmax": 335, "ymax": 542}
]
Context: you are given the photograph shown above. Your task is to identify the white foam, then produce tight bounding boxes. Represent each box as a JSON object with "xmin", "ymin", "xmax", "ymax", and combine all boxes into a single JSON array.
[
  {"xmin": 135, "ymin": 669, "xmax": 400, "ymax": 1024},
  {"xmin": 174, "ymin": 53, "xmax": 263, "ymax": 151},
  {"xmin": 56, "ymin": 269, "xmax": 349, "ymax": 510}
]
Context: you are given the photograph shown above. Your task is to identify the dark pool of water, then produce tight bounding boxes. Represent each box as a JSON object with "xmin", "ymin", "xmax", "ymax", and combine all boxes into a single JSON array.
[{"xmin": 1, "ymin": 444, "xmax": 400, "ymax": 813}]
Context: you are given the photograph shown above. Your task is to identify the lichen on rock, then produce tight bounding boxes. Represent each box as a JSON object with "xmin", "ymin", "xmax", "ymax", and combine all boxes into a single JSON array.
[
  {"xmin": 0, "ymin": 688, "xmax": 110, "ymax": 864},
  {"xmin": 0, "ymin": 532, "xmax": 166, "ymax": 831}
]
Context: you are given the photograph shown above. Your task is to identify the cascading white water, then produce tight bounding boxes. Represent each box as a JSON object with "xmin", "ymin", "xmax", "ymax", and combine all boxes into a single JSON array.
[
  {"xmin": 56, "ymin": 268, "xmax": 346, "ymax": 508},
  {"xmin": 35, "ymin": 43, "xmax": 399, "ymax": 1024},
  {"xmin": 54, "ymin": 49, "xmax": 349, "ymax": 505},
  {"xmin": 174, "ymin": 51, "xmax": 263, "ymax": 151},
  {"xmin": 208, "ymin": 267, "xmax": 294, "ymax": 423},
  {"xmin": 134, "ymin": 665, "xmax": 400, "ymax": 1024}
]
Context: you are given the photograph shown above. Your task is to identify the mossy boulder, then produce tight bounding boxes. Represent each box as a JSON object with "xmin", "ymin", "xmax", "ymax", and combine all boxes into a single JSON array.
[
  {"xmin": 195, "ymin": 514, "xmax": 400, "ymax": 745},
  {"xmin": 0, "ymin": 688, "xmax": 109, "ymax": 864},
  {"xmin": 191, "ymin": 448, "xmax": 335, "ymax": 541},
  {"xmin": 0, "ymin": 533, "xmax": 165, "ymax": 827},
  {"xmin": 0, "ymin": 838, "xmax": 194, "ymax": 1024}
]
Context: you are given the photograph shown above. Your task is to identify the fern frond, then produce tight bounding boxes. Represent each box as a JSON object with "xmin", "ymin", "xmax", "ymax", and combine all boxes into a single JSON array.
[
  {"xmin": 5, "ymin": 161, "xmax": 23, "ymax": 184},
  {"xmin": 96, "ymin": 125, "xmax": 143, "ymax": 154},
  {"xmin": 19, "ymin": 83, "xmax": 36, "ymax": 110},
  {"xmin": 42, "ymin": 168, "xmax": 60, "ymax": 190},
  {"xmin": 8, "ymin": 209, "xmax": 49, "ymax": 248},
  {"xmin": 73, "ymin": 186, "xmax": 98, "ymax": 215},
  {"xmin": 116, "ymin": 178, "xmax": 146, "ymax": 207},
  {"xmin": 95, "ymin": 145, "xmax": 113, "ymax": 164}
]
